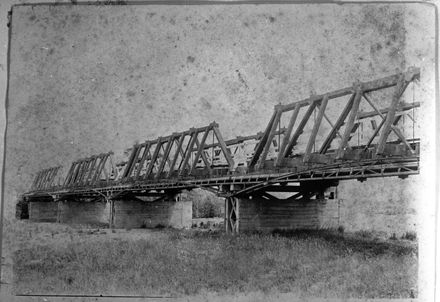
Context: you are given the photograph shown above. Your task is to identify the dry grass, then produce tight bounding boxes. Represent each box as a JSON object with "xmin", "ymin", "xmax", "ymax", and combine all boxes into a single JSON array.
[{"xmin": 12, "ymin": 227, "xmax": 417, "ymax": 298}]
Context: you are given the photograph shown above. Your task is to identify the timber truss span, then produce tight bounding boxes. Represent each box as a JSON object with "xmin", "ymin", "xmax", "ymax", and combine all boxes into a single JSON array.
[{"xmin": 23, "ymin": 68, "xmax": 421, "ymax": 232}]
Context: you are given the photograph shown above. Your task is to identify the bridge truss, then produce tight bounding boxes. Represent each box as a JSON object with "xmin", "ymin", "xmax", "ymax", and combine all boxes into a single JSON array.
[{"xmin": 23, "ymin": 68, "xmax": 421, "ymax": 232}]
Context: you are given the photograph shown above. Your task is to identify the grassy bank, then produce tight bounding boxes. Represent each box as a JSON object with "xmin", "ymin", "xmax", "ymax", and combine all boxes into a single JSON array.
[{"xmin": 13, "ymin": 229, "xmax": 417, "ymax": 298}]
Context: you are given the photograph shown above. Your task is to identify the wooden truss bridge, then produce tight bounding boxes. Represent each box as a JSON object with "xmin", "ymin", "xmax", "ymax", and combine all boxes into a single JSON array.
[{"xmin": 23, "ymin": 67, "xmax": 421, "ymax": 233}]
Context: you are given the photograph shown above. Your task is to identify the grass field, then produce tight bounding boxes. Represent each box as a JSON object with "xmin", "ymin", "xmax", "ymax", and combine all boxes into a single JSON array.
[{"xmin": 12, "ymin": 225, "xmax": 417, "ymax": 298}]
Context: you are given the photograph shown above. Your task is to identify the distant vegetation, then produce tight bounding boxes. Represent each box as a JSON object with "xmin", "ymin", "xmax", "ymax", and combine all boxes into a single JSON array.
[
  {"xmin": 189, "ymin": 189, "xmax": 224, "ymax": 218},
  {"xmin": 14, "ymin": 228, "xmax": 417, "ymax": 298},
  {"xmin": 401, "ymin": 231, "xmax": 417, "ymax": 241}
]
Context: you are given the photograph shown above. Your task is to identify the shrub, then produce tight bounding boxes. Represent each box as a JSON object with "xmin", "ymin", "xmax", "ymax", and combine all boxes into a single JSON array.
[
  {"xmin": 354, "ymin": 230, "xmax": 374, "ymax": 239},
  {"xmin": 337, "ymin": 226, "xmax": 345, "ymax": 234},
  {"xmin": 401, "ymin": 231, "xmax": 417, "ymax": 241},
  {"xmin": 192, "ymin": 194, "xmax": 223, "ymax": 218}
]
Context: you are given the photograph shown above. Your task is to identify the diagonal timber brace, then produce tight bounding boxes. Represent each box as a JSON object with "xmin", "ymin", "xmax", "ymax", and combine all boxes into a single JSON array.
[{"xmin": 31, "ymin": 166, "xmax": 61, "ymax": 191}]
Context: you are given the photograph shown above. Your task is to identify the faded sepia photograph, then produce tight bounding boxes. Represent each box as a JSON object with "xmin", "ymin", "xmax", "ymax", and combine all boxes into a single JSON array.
[{"xmin": 0, "ymin": 1, "xmax": 437, "ymax": 301}]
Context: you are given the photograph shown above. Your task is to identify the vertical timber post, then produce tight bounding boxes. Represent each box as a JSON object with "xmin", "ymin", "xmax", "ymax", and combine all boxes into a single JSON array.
[
  {"xmin": 109, "ymin": 199, "xmax": 115, "ymax": 229},
  {"xmin": 55, "ymin": 196, "xmax": 61, "ymax": 223},
  {"xmin": 235, "ymin": 197, "xmax": 239, "ymax": 234}
]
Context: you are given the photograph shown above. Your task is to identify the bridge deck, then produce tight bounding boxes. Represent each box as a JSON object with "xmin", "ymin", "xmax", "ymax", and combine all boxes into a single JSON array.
[{"xmin": 24, "ymin": 155, "xmax": 418, "ymax": 199}]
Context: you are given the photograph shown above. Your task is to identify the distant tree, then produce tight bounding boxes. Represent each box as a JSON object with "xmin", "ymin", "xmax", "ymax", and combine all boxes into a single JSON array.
[{"xmin": 190, "ymin": 189, "xmax": 223, "ymax": 218}]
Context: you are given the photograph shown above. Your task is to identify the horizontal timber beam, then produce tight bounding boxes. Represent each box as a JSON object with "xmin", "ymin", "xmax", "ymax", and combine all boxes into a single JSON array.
[
  {"xmin": 259, "ymin": 185, "xmax": 301, "ymax": 192},
  {"xmin": 357, "ymin": 102, "xmax": 420, "ymax": 120},
  {"xmin": 280, "ymin": 67, "xmax": 420, "ymax": 112}
]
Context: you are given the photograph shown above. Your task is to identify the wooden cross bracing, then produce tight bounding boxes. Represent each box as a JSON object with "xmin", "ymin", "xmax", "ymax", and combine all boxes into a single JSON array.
[
  {"xmin": 31, "ymin": 166, "xmax": 61, "ymax": 190},
  {"xmin": 225, "ymin": 197, "xmax": 239, "ymax": 234}
]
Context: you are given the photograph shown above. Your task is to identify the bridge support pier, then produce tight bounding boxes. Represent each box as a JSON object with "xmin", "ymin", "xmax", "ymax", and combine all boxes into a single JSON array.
[
  {"xmin": 110, "ymin": 194, "xmax": 192, "ymax": 229},
  {"xmin": 57, "ymin": 198, "xmax": 109, "ymax": 227},
  {"xmin": 225, "ymin": 182, "xmax": 338, "ymax": 234},
  {"xmin": 27, "ymin": 193, "xmax": 192, "ymax": 230},
  {"xmin": 28, "ymin": 197, "xmax": 58, "ymax": 223},
  {"xmin": 28, "ymin": 196, "xmax": 110, "ymax": 226},
  {"xmin": 226, "ymin": 196, "xmax": 323, "ymax": 233}
]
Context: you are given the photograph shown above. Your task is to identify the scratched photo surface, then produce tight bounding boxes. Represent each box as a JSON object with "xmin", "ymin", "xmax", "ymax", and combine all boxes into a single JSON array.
[{"xmin": 3, "ymin": 2, "xmax": 436, "ymax": 299}]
